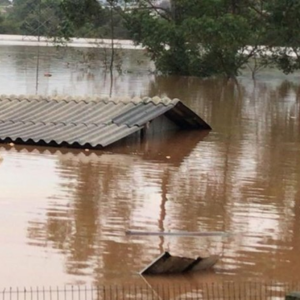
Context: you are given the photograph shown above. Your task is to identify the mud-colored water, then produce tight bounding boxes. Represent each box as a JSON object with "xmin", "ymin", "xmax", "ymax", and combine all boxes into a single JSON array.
[{"xmin": 0, "ymin": 45, "xmax": 300, "ymax": 287}]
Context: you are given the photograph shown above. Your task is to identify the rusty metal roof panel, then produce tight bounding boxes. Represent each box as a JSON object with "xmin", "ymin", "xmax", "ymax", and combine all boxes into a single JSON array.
[{"xmin": 0, "ymin": 95, "xmax": 210, "ymax": 148}]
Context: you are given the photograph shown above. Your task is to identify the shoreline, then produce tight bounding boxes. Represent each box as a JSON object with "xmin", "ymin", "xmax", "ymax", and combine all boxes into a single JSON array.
[
  {"xmin": 0, "ymin": 34, "xmax": 144, "ymax": 49},
  {"xmin": 0, "ymin": 35, "xmax": 298, "ymax": 59}
]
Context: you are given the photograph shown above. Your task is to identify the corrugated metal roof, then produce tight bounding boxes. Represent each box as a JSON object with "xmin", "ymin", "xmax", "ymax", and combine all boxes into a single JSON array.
[
  {"xmin": 0, "ymin": 95, "xmax": 211, "ymax": 148},
  {"xmin": 140, "ymin": 251, "xmax": 219, "ymax": 275}
]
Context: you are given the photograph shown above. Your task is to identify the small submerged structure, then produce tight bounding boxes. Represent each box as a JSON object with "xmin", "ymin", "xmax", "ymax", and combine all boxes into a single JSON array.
[
  {"xmin": 140, "ymin": 252, "xmax": 219, "ymax": 275},
  {"xmin": 0, "ymin": 95, "xmax": 211, "ymax": 149}
]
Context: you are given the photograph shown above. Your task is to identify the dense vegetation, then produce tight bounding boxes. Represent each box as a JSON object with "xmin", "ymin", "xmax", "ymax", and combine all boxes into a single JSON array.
[
  {"xmin": 0, "ymin": 0, "xmax": 129, "ymax": 38},
  {"xmin": 1, "ymin": 0, "xmax": 300, "ymax": 78}
]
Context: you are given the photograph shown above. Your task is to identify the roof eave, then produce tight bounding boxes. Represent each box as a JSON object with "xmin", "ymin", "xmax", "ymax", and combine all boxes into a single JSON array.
[{"xmin": 165, "ymin": 101, "xmax": 212, "ymax": 130}]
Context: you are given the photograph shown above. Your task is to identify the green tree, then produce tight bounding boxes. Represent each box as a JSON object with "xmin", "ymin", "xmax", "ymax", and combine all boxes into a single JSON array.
[
  {"xmin": 124, "ymin": 0, "xmax": 267, "ymax": 78},
  {"xmin": 5, "ymin": 0, "xmax": 129, "ymax": 39},
  {"xmin": 5, "ymin": 0, "xmax": 300, "ymax": 78},
  {"xmin": 0, "ymin": 13, "xmax": 4, "ymax": 31},
  {"xmin": 6, "ymin": 0, "xmax": 73, "ymax": 37},
  {"xmin": 61, "ymin": 0, "xmax": 106, "ymax": 37},
  {"xmin": 0, "ymin": 7, "xmax": 19, "ymax": 34},
  {"xmin": 0, "ymin": 0, "xmax": 10, "ymax": 5},
  {"xmin": 263, "ymin": 0, "xmax": 300, "ymax": 74}
]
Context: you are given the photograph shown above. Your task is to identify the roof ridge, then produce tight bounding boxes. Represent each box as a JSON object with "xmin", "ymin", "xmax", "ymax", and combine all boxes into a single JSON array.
[{"xmin": 0, "ymin": 94, "xmax": 180, "ymax": 106}]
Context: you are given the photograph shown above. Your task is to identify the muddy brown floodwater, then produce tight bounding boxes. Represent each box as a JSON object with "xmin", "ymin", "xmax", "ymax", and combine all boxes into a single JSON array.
[{"xmin": 0, "ymin": 45, "xmax": 300, "ymax": 288}]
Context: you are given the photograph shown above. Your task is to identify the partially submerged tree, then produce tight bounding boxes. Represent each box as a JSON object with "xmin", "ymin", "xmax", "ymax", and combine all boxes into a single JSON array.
[
  {"xmin": 3, "ymin": 0, "xmax": 129, "ymax": 39},
  {"xmin": 0, "ymin": 0, "xmax": 10, "ymax": 5},
  {"xmin": 4, "ymin": 0, "xmax": 300, "ymax": 78},
  {"xmin": 123, "ymin": 0, "xmax": 267, "ymax": 78},
  {"xmin": 263, "ymin": 0, "xmax": 300, "ymax": 74},
  {"xmin": 5, "ymin": 0, "xmax": 73, "ymax": 38}
]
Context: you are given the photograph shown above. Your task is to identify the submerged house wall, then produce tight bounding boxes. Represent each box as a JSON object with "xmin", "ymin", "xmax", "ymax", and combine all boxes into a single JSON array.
[{"xmin": 142, "ymin": 114, "xmax": 180, "ymax": 136}]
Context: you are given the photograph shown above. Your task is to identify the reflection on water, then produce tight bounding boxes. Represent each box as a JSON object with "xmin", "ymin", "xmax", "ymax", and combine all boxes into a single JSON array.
[
  {"xmin": 0, "ymin": 45, "xmax": 300, "ymax": 287},
  {"xmin": 0, "ymin": 45, "xmax": 154, "ymax": 97}
]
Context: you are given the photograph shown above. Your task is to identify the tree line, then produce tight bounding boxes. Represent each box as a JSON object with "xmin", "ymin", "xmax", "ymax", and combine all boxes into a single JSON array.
[
  {"xmin": 1, "ymin": 0, "xmax": 300, "ymax": 78},
  {"xmin": 0, "ymin": 0, "xmax": 130, "ymax": 39}
]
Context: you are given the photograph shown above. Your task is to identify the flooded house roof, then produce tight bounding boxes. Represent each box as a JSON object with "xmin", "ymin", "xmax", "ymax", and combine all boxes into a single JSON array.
[{"xmin": 0, "ymin": 95, "xmax": 211, "ymax": 148}]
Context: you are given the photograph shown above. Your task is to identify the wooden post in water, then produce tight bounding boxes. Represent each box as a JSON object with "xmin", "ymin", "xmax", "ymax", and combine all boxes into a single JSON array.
[{"xmin": 141, "ymin": 121, "xmax": 151, "ymax": 139}]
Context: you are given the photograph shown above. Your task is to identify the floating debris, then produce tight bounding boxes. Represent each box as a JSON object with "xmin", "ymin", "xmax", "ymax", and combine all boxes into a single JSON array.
[
  {"xmin": 140, "ymin": 251, "xmax": 219, "ymax": 275},
  {"xmin": 126, "ymin": 230, "xmax": 229, "ymax": 237}
]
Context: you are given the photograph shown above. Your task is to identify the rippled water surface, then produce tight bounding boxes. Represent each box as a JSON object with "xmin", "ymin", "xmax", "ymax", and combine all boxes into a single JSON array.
[{"xmin": 0, "ymin": 45, "xmax": 300, "ymax": 287}]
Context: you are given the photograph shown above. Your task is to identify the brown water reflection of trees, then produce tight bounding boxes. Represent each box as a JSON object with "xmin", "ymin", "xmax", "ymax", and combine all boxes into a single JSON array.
[
  {"xmin": 26, "ymin": 132, "xmax": 209, "ymax": 284},
  {"xmin": 26, "ymin": 77, "xmax": 300, "ymax": 283},
  {"xmin": 146, "ymin": 76, "xmax": 300, "ymax": 279}
]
